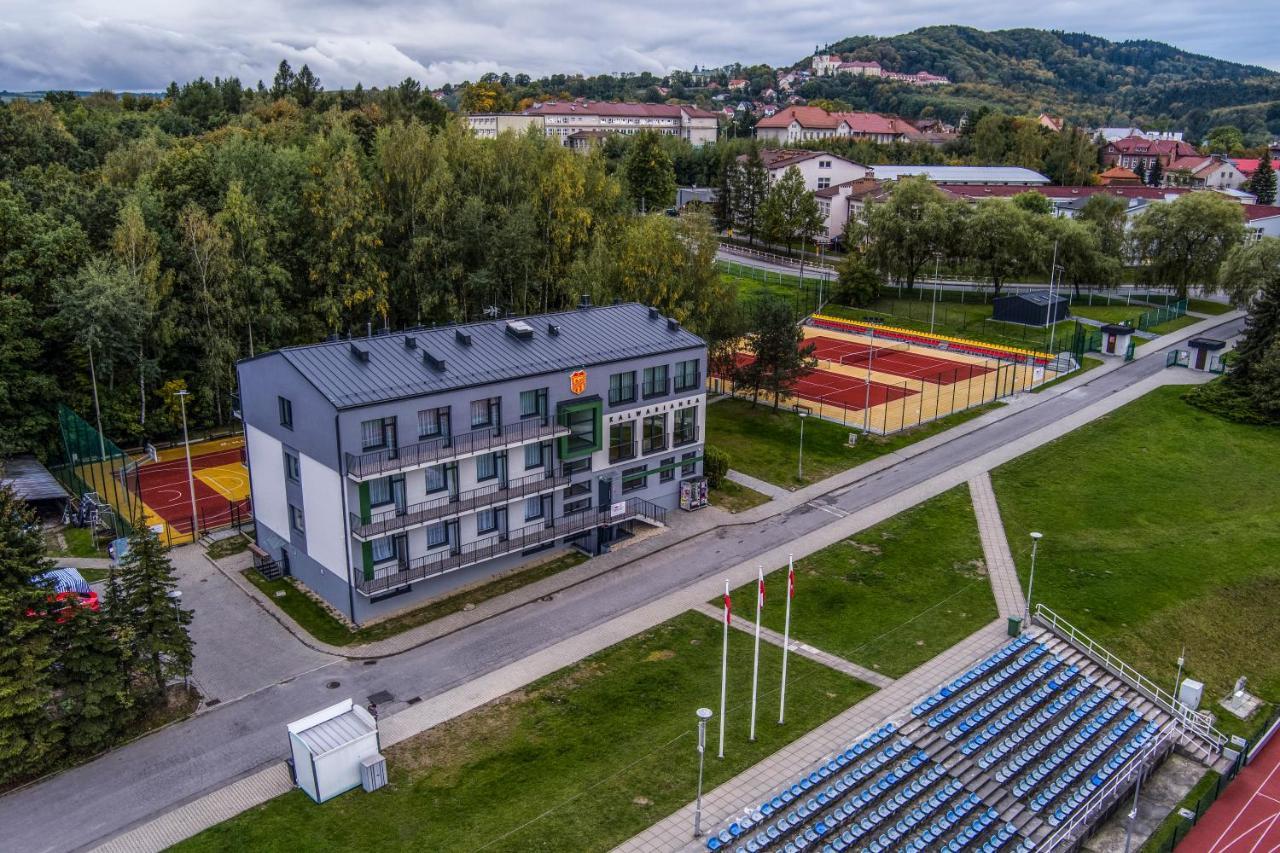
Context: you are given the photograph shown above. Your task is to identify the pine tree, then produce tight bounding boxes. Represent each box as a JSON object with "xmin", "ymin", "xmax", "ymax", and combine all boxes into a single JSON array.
[
  {"xmin": 1147, "ymin": 157, "xmax": 1164, "ymax": 187},
  {"xmin": 270, "ymin": 60, "xmax": 295, "ymax": 100},
  {"xmin": 747, "ymin": 296, "xmax": 818, "ymax": 410},
  {"xmin": 0, "ymin": 486, "xmax": 57, "ymax": 784},
  {"xmin": 50, "ymin": 601, "xmax": 134, "ymax": 752},
  {"xmin": 730, "ymin": 147, "xmax": 769, "ymax": 245},
  {"xmin": 1130, "ymin": 160, "xmax": 1145, "ymax": 184},
  {"xmin": 120, "ymin": 529, "xmax": 193, "ymax": 698},
  {"xmin": 1249, "ymin": 157, "xmax": 1277, "ymax": 205}
]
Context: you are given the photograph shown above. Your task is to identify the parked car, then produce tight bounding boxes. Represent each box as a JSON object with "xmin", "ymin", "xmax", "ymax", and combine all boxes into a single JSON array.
[{"xmin": 28, "ymin": 567, "xmax": 99, "ymax": 619}]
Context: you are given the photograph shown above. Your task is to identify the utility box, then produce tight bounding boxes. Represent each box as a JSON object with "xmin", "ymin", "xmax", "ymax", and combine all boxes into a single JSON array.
[
  {"xmin": 287, "ymin": 699, "xmax": 381, "ymax": 803},
  {"xmin": 1179, "ymin": 678, "xmax": 1204, "ymax": 711},
  {"xmin": 360, "ymin": 753, "xmax": 388, "ymax": 792}
]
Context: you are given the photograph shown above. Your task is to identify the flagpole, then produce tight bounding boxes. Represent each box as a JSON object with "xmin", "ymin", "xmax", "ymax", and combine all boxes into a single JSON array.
[
  {"xmin": 719, "ymin": 579, "xmax": 729, "ymax": 759},
  {"xmin": 779, "ymin": 555, "xmax": 793, "ymax": 725},
  {"xmin": 750, "ymin": 566, "xmax": 764, "ymax": 742}
]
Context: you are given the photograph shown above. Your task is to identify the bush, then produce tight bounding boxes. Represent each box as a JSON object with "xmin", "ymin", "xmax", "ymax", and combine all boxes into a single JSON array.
[
  {"xmin": 704, "ymin": 445, "xmax": 730, "ymax": 488},
  {"xmin": 1183, "ymin": 379, "xmax": 1277, "ymax": 425},
  {"xmin": 834, "ymin": 252, "xmax": 882, "ymax": 308}
]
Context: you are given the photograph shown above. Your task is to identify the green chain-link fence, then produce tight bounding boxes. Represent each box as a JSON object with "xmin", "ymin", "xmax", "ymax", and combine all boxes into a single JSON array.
[{"xmin": 50, "ymin": 404, "xmax": 142, "ymax": 538}]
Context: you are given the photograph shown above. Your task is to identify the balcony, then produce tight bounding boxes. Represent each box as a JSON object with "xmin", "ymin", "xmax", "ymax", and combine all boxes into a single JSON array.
[
  {"xmin": 350, "ymin": 469, "xmax": 569, "ymax": 540},
  {"xmin": 346, "ymin": 418, "xmax": 569, "ymax": 480},
  {"xmin": 641, "ymin": 433, "xmax": 668, "ymax": 455},
  {"xmin": 673, "ymin": 424, "xmax": 700, "ymax": 448},
  {"xmin": 355, "ymin": 497, "xmax": 669, "ymax": 596},
  {"xmin": 642, "ymin": 377, "xmax": 671, "ymax": 399}
]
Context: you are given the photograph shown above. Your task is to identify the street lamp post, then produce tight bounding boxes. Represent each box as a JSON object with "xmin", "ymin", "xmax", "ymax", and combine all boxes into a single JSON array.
[
  {"xmin": 1025, "ymin": 531, "xmax": 1043, "ymax": 623},
  {"xmin": 1123, "ymin": 771, "xmax": 1143, "ymax": 853},
  {"xmin": 167, "ymin": 589, "xmax": 187, "ymax": 688},
  {"xmin": 693, "ymin": 707, "xmax": 713, "ymax": 838},
  {"xmin": 930, "ymin": 252, "xmax": 942, "ymax": 335},
  {"xmin": 862, "ymin": 327, "xmax": 874, "ymax": 433},
  {"xmin": 797, "ymin": 412, "xmax": 807, "ymax": 481},
  {"xmin": 175, "ymin": 390, "xmax": 199, "ymax": 541}
]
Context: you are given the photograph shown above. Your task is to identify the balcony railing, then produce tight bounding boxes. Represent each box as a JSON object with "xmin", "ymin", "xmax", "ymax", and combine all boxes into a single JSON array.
[
  {"xmin": 641, "ymin": 433, "xmax": 668, "ymax": 455},
  {"xmin": 673, "ymin": 424, "xmax": 700, "ymax": 448},
  {"xmin": 355, "ymin": 497, "xmax": 668, "ymax": 596},
  {"xmin": 608, "ymin": 387, "xmax": 637, "ymax": 407},
  {"xmin": 350, "ymin": 469, "xmax": 570, "ymax": 540},
  {"xmin": 642, "ymin": 377, "xmax": 671, "ymax": 399},
  {"xmin": 673, "ymin": 372, "xmax": 703, "ymax": 393},
  {"xmin": 346, "ymin": 418, "xmax": 569, "ymax": 480},
  {"xmin": 608, "ymin": 441, "xmax": 637, "ymax": 464}
]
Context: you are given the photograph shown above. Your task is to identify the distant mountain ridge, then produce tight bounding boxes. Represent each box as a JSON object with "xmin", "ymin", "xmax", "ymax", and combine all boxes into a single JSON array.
[{"xmin": 796, "ymin": 26, "xmax": 1280, "ymax": 141}]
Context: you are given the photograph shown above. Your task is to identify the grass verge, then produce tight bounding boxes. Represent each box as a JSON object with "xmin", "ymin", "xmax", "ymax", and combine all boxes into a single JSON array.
[
  {"xmin": 724, "ymin": 487, "xmax": 997, "ymax": 678},
  {"xmin": 993, "ymin": 386, "xmax": 1280, "ymax": 740},
  {"xmin": 710, "ymin": 478, "xmax": 771, "ymax": 514},
  {"xmin": 45, "ymin": 526, "xmax": 100, "ymax": 558},
  {"xmin": 244, "ymin": 552, "xmax": 590, "ymax": 647},
  {"xmin": 206, "ymin": 535, "xmax": 250, "ymax": 560},
  {"xmin": 175, "ymin": 612, "xmax": 873, "ymax": 853},
  {"xmin": 1030, "ymin": 357, "xmax": 1104, "ymax": 394},
  {"xmin": 707, "ymin": 397, "xmax": 1001, "ymax": 488}
]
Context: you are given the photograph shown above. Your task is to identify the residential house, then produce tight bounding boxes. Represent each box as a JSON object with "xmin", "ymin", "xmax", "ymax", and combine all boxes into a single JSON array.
[
  {"xmin": 728, "ymin": 79, "xmax": 749, "ymax": 91},
  {"xmin": 1038, "ymin": 114, "xmax": 1064, "ymax": 133},
  {"xmin": 744, "ymin": 149, "xmax": 871, "ymax": 192},
  {"xmin": 1100, "ymin": 136, "xmax": 1201, "ymax": 175},
  {"xmin": 1231, "ymin": 158, "xmax": 1280, "ymax": 182},
  {"xmin": 755, "ymin": 106, "xmax": 923, "ymax": 144},
  {"xmin": 467, "ymin": 101, "xmax": 720, "ymax": 147},
  {"xmin": 1245, "ymin": 205, "xmax": 1280, "ymax": 241},
  {"xmin": 814, "ymin": 178, "xmax": 884, "ymax": 242},
  {"xmin": 237, "ymin": 303, "xmax": 707, "ymax": 624},
  {"xmin": 1164, "ymin": 154, "xmax": 1248, "ymax": 190},
  {"xmin": 1096, "ymin": 166, "xmax": 1142, "ymax": 186}
]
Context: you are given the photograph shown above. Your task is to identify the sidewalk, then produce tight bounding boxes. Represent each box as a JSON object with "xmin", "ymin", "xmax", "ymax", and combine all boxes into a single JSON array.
[
  {"xmin": 968, "ymin": 472, "xmax": 1026, "ymax": 620},
  {"xmin": 726, "ymin": 469, "xmax": 791, "ymax": 501}
]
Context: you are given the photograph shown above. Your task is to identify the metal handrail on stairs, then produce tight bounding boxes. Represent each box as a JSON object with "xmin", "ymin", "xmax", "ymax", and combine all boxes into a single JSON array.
[{"xmin": 1032, "ymin": 603, "xmax": 1229, "ymax": 760}]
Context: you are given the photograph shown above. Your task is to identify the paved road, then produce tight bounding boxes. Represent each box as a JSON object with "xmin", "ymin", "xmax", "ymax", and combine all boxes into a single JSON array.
[{"xmin": 0, "ymin": 317, "xmax": 1243, "ymax": 853}]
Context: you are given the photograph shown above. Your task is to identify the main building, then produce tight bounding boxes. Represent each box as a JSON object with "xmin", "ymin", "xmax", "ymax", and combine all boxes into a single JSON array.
[{"xmin": 237, "ymin": 303, "xmax": 707, "ymax": 624}]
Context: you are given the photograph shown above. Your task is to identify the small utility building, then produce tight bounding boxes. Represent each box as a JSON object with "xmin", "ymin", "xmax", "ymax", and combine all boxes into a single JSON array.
[
  {"xmin": 287, "ymin": 700, "xmax": 381, "ymax": 803},
  {"xmin": 992, "ymin": 291, "xmax": 1069, "ymax": 327}
]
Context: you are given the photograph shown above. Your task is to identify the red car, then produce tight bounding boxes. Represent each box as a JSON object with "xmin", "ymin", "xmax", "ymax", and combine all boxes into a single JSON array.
[{"xmin": 28, "ymin": 568, "xmax": 100, "ymax": 620}]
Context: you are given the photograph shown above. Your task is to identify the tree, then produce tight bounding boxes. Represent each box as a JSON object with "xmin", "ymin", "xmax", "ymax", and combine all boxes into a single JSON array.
[
  {"xmin": 744, "ymin": 296, "xmax": 816, "ymax": 410},
  {"xmin": 1131, "ymin": 192, "xmax": 1245, "ymax": 297},
  {"xmin": 1130, "ymin": 160, "xmax": 1146, "ymax": 184},
  {"xmin": 1204, "ymin": 125, "xmax": 1245, "ymax": 155},
  {"xmin": 759, "ymin": 165, "xmax": 822, "ymax": 254},
  {"xmin": 834, "ymin": 251, "xmax": 882, "ymax": 307},
  {"xmin": 729, "ymin": 147, "xmax": 768, "ymax": 244},
  {"xmin": 622, "ymin": 132, "xmax": 676, "ymax": 213},
  {"xmin": 1248, "ymin": 157, "xmax": 1276, "ymax": 206},
  {"xmin": 1011, "ymin": 191, "xmax": 1054, "ymax": 216},
  {"xmin": 0, "ymin": 486, "xmax": 57, "ymax": 784},
  {"xmin": 1047, "ymin": 216, "xmax": 1121, "ymax": 296},
  {"xmin": 50, "ymin": 600, "xmax": 134, "ymax": 753},
  {"xmin": 862, "ymin": 176, "xmax": 957, "ymax": 291},
  {"xmin": 1077, "ymin": 193, "xmax": 1129, "ymax": 261},
  {"xmin": 119, "ymin": 529, "xmax": 193, "ymax": 697},
  {"xmin": 964, "ymin": 199, "xmax": 1045, "ymax": 295},
  {"xmin": 270, "ymin": 60, "xmax": 296, "ymax": 100},
  {"xmin": 178, "ymin": 203, "xmax": 238, "ymax": 424},
  {"xmin": 291, "ymin": 65, "xmax": 321, "ymax": 108},
  {"xmin": 1222, "ymin": 244, "xmax": 1280, "ymax": 420},
  {"xmin": 111, "ymin": 195, "xmax": 168, "ymax": 431},
  {"xmin": 1218, "ymin": 237, "xmax": 1280, "ymax": 308},
  {"xmin": 973, "ymin": 112, "xmax": 1010, "ymax": 163},
  {"xmin": 1147, "ymin": 157, "xmax": 1164, "ymax": 187},
  {"xmin": 1042, "ymin": 127, "xmax": 1098, "ymax": 186}
]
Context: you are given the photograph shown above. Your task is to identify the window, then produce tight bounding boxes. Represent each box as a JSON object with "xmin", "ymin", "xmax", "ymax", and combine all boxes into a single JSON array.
[
  {"xmin": 817, "ymin": 177, "xmax": 831, "ymax": 189},
  {"xmin": 284, "ymin": 450, "xmax": 301, "ymax": 483},
  {"xmin": 609, "ymin": 421, "xmax": 636, "ymax": 463},
  {"xmin": 361, "ymin": 417, "xmax": 394, "ymax": 451},
  {"xmin": 418, "ymin": 407, "xmax": 448, "ymax": 439},
  {"xmin": 520, "ymin": 388, "xmax": 548, "ymax": 423},
  {"xmin": 425, "ymin": 465, "xmax": 447, "ymax": 494},
  {"xmin": 563, "ymin": 457, "xmax": 592, "ymax": 476},
  {"xmin": 278, "ymin": 397, "xmax": 293, "ymax": 429},
  {"xmin": 622, "ymin": 465, "xmax": 647, "ymax": 493},
  {"xmin": 660, "ymin": 457, "xmax": 675, "ymax": 483},
  {"xmin": 368, "ymin": 476, "xmax": 393, "ymax": 507},
  {"xmin": 681, "ymin": 451, "xmax": 698, "ymax": 476},
  {"xmin": 370, "ymin": 536, "xmax": 396, "ymax": 563},
  {"xmin": 524, "ymin": 442, "xmax": 545, "ymax": 470},
  {"xmin": 476, "ymin": 452, "xmax": 498, "ymax": 481},
  {"xmin": 565, "ymin": 480, "xmax": 591, "ymax": 498},
  {"xmin": 525, "ymin": 496, "xmax": 545, "ymax": 521},
  {"xmin": 561, "ymin": 404, "xmax": 599, "ymax": 457},
  {"xmin": 289, "ymin": 504, "xmax": 305, "ymax": 533},
  {"xmin": 819, "ymin": 159, "xmax": 832, "ymax": 169},
  {"xmin": 642, "ymin": 413, "xmax": 667, "ymax": 454},
  {"xmin": 642, "ymin": 365, "xmax": 669, "ymax": 398},
  {"xmin": 470, "ymin": 398, "xmax": 496, "ymax": 428},
  {"xmin": 564, "ymin": 498, "xmax": 591, "ymax": 514},
  {"xmin": 426, "ymin": 522, "xmax": 448, "ymax": 549},
  {"xmin": 673, "ymin": 359, "xmax": 700, "ymax": 392},
  {"xmin": 608, "ymin": 371, "xmax": 636, "ymax": 406},
  {"xmin": 674, "ymin": 407, "xmax": 698, "ymax": 446},
  {"xmin": 476, "ymin": 508, "xmax": 498, "ymax": 534}
]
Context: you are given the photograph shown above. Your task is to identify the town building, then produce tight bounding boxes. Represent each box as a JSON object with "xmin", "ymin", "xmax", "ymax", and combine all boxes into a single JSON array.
[
  {"xmin": 1038, "ymin": 114, "xmax": 1064, "ymax": 133},
  {"xmin": 745, "ymin": 149, "xmax": 871, "ymax": 192},
  {"xmin": 1245, "ymin": 205, "xmax": 1280, "ymax": 241},
  {"xmin": 1100, "ymin": 136, "xmax": 1200, "ymax": 174},
  {"xmin": 237, "ymin": 303, "xmax": 707, "ymax": 624},
  {"xmin": 1092, "ymin": 127, "xmax": 1185, "ymax": 143},
  {"xmin": 814, "ymin": 178, "xmax": 884, "ymax": 242},
  {"xmin": 466, "ymin": 101, "xmax": 720, "ymax": 147},
  {"xmin": 1096, "ymin": 166, "xmax": 1142, "ymax": 186},
  {"xmin": 1164, "ymin": 155, "xmax": 1247, "ymax": 190},
  {"xmin": 754, "ymin": 106, "xmax": 923, "ymax": 145},
  {"xmin": 870, "ymin": 165, "xmax": 1051, "ymax": 186},
  {"xmin": 1230, "ymin": 157, "xmax": 1280, "ymax": 182}
]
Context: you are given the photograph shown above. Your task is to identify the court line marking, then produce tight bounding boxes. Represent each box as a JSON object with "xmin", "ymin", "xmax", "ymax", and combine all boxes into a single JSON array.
[{"xmin": 1211, "ymin": 755, "xmax": 1280, "ymax": 852}]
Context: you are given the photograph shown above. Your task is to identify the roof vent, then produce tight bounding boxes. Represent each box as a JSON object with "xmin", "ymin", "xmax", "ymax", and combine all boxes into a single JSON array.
[
  {"xmin": 577, "ymin": 294, "xmax": 592, "ymax": 309},
  {"xmin": 423, "ymin": 352, "xmax": 447, "ymax": 372},
  {"xmin": 404, "ymin": 336, "xmax": 417, "ymax": 349},
  {"xmin": 548, "ymin": 323, "xmax": 560, "ymax": 336},
  {"xmin": 455, "ymin": 330, "xmax": 472, "ymax": 346},
  {"xmin": 649, "ymin": 307, "xmax": 660, "ymax": 320},
  {"xmin": 505, "ymin": 319, "xmax": 535, "ymax": 340},
  {"xmin": 613, "ymin": 298, "xmax": 623, "ymax": 305},
  {"xmin": 349, "ymin": 343, "xmax": 370, "ymax": 363},
  {"xmin": 668, "ymin": 319, "xmax": 680, "ymax": 332}
]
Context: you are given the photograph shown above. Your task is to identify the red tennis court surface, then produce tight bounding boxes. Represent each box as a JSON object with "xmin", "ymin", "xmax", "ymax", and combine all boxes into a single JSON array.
[
  {"xmin": 734, "ymin": 353, "xmax": 918, "ymax": 410},
  {"xmin": 809, "ymin": 336, "xmax": 994, "ymax": 385},
  {"xmin": 1180, "ymin": 735, "xmax": 1280, "ymax": 852},
  {"xmin": 133, "ymin": 446, "xmax": 250, "ymax": 535}
]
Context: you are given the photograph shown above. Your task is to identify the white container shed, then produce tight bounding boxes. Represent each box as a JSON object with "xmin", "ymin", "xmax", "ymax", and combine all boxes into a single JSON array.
[{"xmin": 287, "ymin": 699, "xmax": 381, "ymax": 803}]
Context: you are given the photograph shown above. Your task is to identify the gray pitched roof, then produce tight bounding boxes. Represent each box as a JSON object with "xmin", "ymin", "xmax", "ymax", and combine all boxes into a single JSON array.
[
  {"xmin": 254, "ymin": 303, "xmax": 706, "ymax": 409},
  {"xmin": 1, "ymin": 455, "xmax": 69, "ymax": 502}
]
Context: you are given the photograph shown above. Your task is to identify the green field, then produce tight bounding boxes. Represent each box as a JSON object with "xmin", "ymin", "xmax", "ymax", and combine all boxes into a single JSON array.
[
  {"xmin": 707, "ymin": 397, "xmax": 1000, "ymax": 488},
  {"xmin": 725, "ymin": 487, "xmax": 997, "ymax": 678},
  {"xmin": 177, "ymin": 613, "xmax": 872, "ymax": 853},
  {"xmin": 45, "ymin": 526, "xmax": 100, "ymax": 558},
  {"xmin": 1030, "ymin": 357, "xmax": 1104, "ymax": 394},
  {"xmin": 993, "ymin": 387, "xmax": 1280, "ymax": 738},
  {"xmin": 245, "ymin": 552, "xmax": 589, "ymax": 647},
  {"xmin": 709, "ymin": 478, "xmax": 772, "ymax": 513}
]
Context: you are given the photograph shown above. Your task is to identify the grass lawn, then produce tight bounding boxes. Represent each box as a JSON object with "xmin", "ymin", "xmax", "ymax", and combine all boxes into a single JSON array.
[
  {"xmin": 724, "ymin": 487, "xmax": 997, "ymax": 678},
  {"xmin": 1186, "ymin": 298, "xmax": 1232, "ymax": 316},
  {"xmin": 176, "ymin": 613, "xmax": 873, "ymax": 853},
  {"xmin": 1030, "ymin": 357, "xmax": 1104, "ymax": 394},
  {"xmin": 721, "ymin": 271, "xmax": 825, "ymax": 316},
  {"xmin": 1146, "ymin": 314, "xmax": 1200, "ymax": 335},
  {"xmin": 710, "ymin": 479, "xmax": 771, "ymax": 514},
  {"xmin": 46, "ymin": 526, "xmax": 100, "ymax": 558},
  {"xmin": 244, "ymin": 552, "xmax": 589, "ymax": 647},
  {"xmin": 707, "ymin": 397, "xmax": 1000, "ymax": 488},
  {"xmin": 993, "ymin": 386, "xmax": 1280, "ymax": 740},
  {"xmin": 1069, "ymin": 304, "xmax": 1144, "ymax": 325},
  {"xmin": 206, "ymin": 535, "xmax": 250, "ymax": 560}
]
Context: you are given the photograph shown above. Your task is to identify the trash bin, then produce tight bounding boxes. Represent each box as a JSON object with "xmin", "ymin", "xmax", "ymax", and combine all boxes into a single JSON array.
[{"xmin": 1007, "ymin": 616, "xmax": 1022, "ymax": 638}]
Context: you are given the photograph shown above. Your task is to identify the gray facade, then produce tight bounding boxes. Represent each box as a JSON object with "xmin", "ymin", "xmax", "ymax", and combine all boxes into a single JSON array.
[{"xmin": 237, "ymin": 303, "xmax": 707, "ymax": 624}]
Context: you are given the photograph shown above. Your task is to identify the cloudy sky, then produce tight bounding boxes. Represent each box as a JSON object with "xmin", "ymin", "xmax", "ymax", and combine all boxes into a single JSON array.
[{"xmin": 1, "ymin": 0, "xmax": 1276, "ymax": 92}]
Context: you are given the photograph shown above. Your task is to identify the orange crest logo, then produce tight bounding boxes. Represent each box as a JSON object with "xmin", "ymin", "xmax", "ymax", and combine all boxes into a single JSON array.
[{"xmin": 570, "ymin": 370, "xmax": 587, "ymax": 395}]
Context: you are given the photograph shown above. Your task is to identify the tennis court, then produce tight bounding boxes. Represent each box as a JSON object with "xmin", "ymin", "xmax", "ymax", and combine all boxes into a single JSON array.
[
  {"xmin": 808, "ymin": 335, "xmax": 995, "ymax": 385},
  {"xmin": 734, "ymin": 352, "xmax": 918, "ymax": 410},
  {"xmin": 132, "ymin": 438, "xmax": 251, "ymax": 538}
]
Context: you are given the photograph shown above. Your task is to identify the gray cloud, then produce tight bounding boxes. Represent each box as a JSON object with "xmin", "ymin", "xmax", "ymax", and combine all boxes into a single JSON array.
[{"xmin": 0, "ymin": 0, "xmax": 1275, "ymax": 92}]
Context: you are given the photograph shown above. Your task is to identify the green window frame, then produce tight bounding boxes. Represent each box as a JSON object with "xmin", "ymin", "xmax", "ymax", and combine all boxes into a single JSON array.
[{"xmin": 557, "ymin": 399, "xmax": 602, "ymax": 461}]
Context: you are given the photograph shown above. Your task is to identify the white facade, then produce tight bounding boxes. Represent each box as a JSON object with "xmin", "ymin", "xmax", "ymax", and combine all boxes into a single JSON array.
[
  {"xmin": 465, "ymin": 113, "xmax": 544, "ymax": 139},
  {"xmin": 767, "ymin": 155, "xmax": 869, "ymax": 192},
  {"xmin": 246, "ymin": 424, "xmax": 289, "ymax": 540},
  {"xmin": 1247, "ymin": 212, "xmax": 1280, "ymax": 242}
]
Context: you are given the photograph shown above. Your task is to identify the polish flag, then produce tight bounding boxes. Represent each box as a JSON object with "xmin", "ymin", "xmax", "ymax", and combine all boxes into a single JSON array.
[
  {"xmin": 723, "ymin": 590, "xmax": 732, "ymax": 626},
  {"xmin": 788, "ymin": 564, "xmax": 795, "ymax": 599},
  {"xmin": 757, "ymin": 569, "xmax": 766, "ymax": 608}
]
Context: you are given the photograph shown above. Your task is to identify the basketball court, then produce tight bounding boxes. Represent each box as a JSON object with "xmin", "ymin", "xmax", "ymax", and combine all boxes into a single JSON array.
[
  {"xmin": 1180, "ymin": 735, "xmax": 1280, "ymax": 852},
  {"xmin": 129, "ymin": 437, "xmax": 251, "ymax": 539}
]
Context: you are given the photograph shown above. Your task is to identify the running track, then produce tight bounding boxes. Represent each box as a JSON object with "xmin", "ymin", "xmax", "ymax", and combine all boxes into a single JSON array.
[
  {"xmin": 1180, "ymin": 732, "xmax": 1280, "ymax": 852},
  {"xmin": 734, "ymin": 353, "xmax": 918, "ymax": 410},
  {"xmin": 132, "ymin": 447, "xmax": 250, "ymax": 535},
  {"xmin": 808, "ymin": 335, "xmax": 994, "ymax": 385}
]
